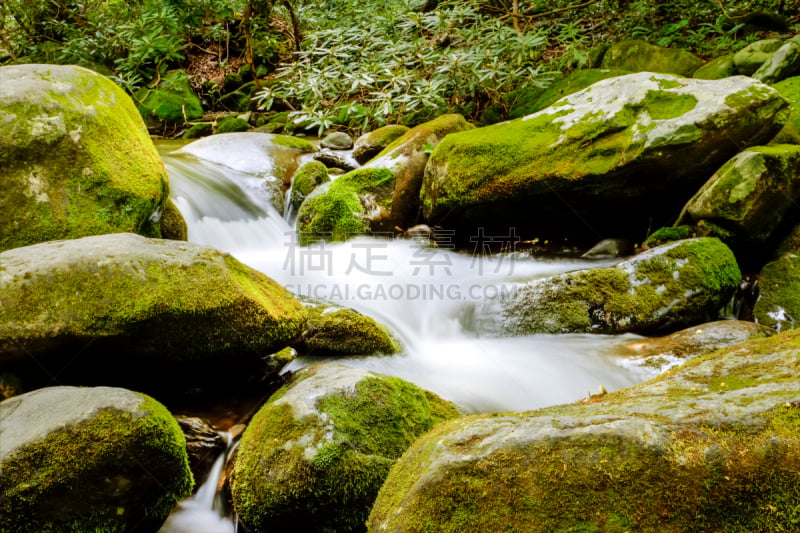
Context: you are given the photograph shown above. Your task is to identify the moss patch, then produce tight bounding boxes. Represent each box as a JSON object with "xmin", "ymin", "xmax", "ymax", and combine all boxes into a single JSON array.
[
  {"xmin": 753, "ymin": 253, "xmax": 800, "ymax": 332},
  {"xmin": 298, "ymin": 305, "xmax": 400, "ymax": 355},
  {"xmin": 135, "ymin": 70, "xmax": 203, "ymax": 129}
]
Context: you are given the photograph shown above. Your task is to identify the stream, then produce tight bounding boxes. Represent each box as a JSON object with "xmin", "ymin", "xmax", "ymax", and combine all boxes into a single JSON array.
[{"xmin": 154, "ymin": 138, "xmax": 664, "ymax": 531}]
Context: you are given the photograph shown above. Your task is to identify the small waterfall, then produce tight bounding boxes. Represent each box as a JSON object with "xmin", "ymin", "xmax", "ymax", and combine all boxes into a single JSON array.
[{"xmin": 158, "ymin": 433, "xmax": 235, "ymax": 533}]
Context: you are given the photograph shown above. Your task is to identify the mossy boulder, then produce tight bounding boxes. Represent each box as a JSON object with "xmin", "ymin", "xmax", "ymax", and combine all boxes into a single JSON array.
[
  {"xmin": 215, "ymin": 116, "xmax": 251, "ymax": 133},
  {"xmin": 230, "ymin": 363, "xmax": 461, "ymax": 533},
  {"xmin": 754, "ymin": 253, "xmax": 800, "ymax": 332},
  {"xmin": 472, "ymin": 238, "xmax": 741, "ymax": 335},
  {"xmin": 353, "ymin": 124, "xmax": 410, "ymax": 164},
  {"xmin": 643, "ymin": 224, "xmax": 696, "ymax": 248},
  {"xmin": 321, "ymin": 131, "xmax": 354, "ymax": 150},
  {"xmin": 692, "ymin": 54, "xmax": 737, "ymax": 80},
  {"xmin": 178, "ymin": 132, "xmax": 317, "ymax": 214},
  {"xmin": 182, "ymin": 122, "xmax": 212, "ymax": 139},
  {"xmin": 0, "ymin": 64, "xmax": 174, "ymax": 252},
  {"xmin": 770, "ymin": 75, "xmax": 800, "ymax": 144},
  {"xmin": 509, "ymin": 68, "xmax": 630, "ymax": 119},
  {"xmin": 422, "ymin": 73, "xmax": 788, "ymax": 244},
  {"xmin": 298, "ymin": 114, "xmax": 472, "ymax": 242},
  {"xmin": 134, "ymin": 70, "xmax": 203, "ymax": 129},
  {"xmin": 753, "ymin": 41, "xmax": 800, "ymax": 84},
  {"xmin": 289, "ymin": 161, "xmax": 331, "ymax": 215},
  {"xmin": 734, "ymin": 38, "xmax": 784, "ymax": 75},
  {"xmin": 677, "ymin": 145, "xmax": 800, "ymax": 248},
  {"xmin": 599, "ymin": 39, "xmax": 703, "ymax": 76},
  {"xmin": 369, "ymin": 328, "xmax": 800, "ymax": 532},
  {"xmin": 0, "ymin": 233, "xmax": 306, "ymax": 394},
  {"xmin": 296, "ymin": 303, "xmax": 400, "ymax": 355},
  {"xmin": 0, "ymin": 386, "xmax": 193, "ymax": 532},
  {"xmin": 159, "ymin": 197, "xmax": 188, "ymax": 241}
]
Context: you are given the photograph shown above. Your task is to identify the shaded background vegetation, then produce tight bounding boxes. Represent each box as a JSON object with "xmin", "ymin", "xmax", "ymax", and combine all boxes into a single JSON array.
[{"xmin": 1, "ymin": 0, "xmax": 798, "ymax": 132}]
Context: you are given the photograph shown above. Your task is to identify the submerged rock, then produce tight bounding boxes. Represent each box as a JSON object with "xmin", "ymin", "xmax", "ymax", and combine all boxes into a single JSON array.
[
  {"xmin": 0, "ymin": 233, "xmax": 306, "ymax": 393},
  {"xmin": 369, "ymin": 328, "xmax": 800, "ymax": 532},
  {"xmin": 754, "ymin": 253, "xmax": 800, "ymax": 332},
  {"xmin": 472, "ymin": 238, "xmax": 741, "ymax": 335},
  {"xmin": 0, "ymin": 386, "xmax": 193, "ymax": 532},
  {"xmin": 422, "ymin": 73, "xmax": 787, "ymax": 244},
  {"xmin": 0, "ymin": 64, "xmax": 175, "ymax": 251},
  {"xmin": 231, "ymin": 363, "xmax": 460, "ymax": 533}
]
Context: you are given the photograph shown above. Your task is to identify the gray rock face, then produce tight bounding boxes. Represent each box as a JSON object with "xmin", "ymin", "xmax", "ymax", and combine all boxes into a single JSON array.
[
  {"xmin": 0, "ymin": 64, "xmax": 174, "ymax": 251},
  {"xmin": 0, "ymin": 386, "xmax": 192, "ymax": 532},
  {"xmin": 753, "ymin": 41, "xmax": 800, "ymax": 84},
  {"xmin": 320, "ymin": 131, "xmax": 354, "ymax": 150},
  {"xmin": 368, "ymin": 329, "xmax": 800, "ymax": 532},
  {"xmin": 734, "ymin": 39, "xmax": 784, "ymax": 75},
  {"xmin": 421, "ymin": 73, "xmax": 787, "ymax": 243},
  {"xmin": 0, "ymin": 233, "xmax": 306, "ymax": 392},
  {"xmin": 470, "ymin": 238, "xmax": 741, "ymax": 335}
]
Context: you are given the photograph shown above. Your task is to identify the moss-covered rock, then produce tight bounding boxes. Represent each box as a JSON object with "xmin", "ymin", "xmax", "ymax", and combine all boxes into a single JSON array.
[
  {"xmin": 289, "ymin": 161, "xmax": 331, "ymax": 215},
  {"xmin": 753, "ymin": 41, "xmax": 800, "ymax": 84},
  {"xmin": 770, "ymin": 75, "xmax": 800, "ymax": 144},
  {"xmin": 159, "ymin": 197, "xmax": 188, "ymax": 241},
  {"xmin": 182, "ymin": 122, "xmax": 213, "ymax": 139},
  {"xmin": 321, "ymin": 131, "xmax": 354, "ymax": 150},
  {"xmin": 296, "ymin": 303, "xmax": 400, "ymax": 355},
  {"xmin": 214, "ymin": 116, "xmax": 251, "ymax": 133},
  {"xmin": 298, "ymin": 115, "xmax": 472, "ymax": 242},
  {"xmin": 353, "ymin": 124, "xmax": 410, "ymax": 164},
  {"xmin": 692, "ymin": 54, "xmax": 737, "ymax": 80},
  {"xmin": 0, "ymin": 386, "xmax": 193, "ymax": 532},
  {"xmin": 734, "ymin": 38, "xmax": 784, "ymax": 75},
  {"xmin": 135, "ymin": 70, "xmax": 203, "ymax": 129},
  {"xmin": 753, "ymin": 253, "xmax": 800, "ymax": 332},
  {"xmin": 677, "ymin": 145, "xmax": 800, "ymax": 247},
  {"xmin": 0, "ymin": 233, "xmax": 306, "ymax": 393},
  {"xmin": 643, "ymin": 224, "xmax": 695, "ymax": 248},
  {"xmin": 473, "ymin": 238, "xmax": 741, "ymax": 335},
  {"xmin": 0, "ymin": 64, "xmax": 174, "ymax": 251},
  {"xmin": 421, "ymin": 73, "xmax": 787, "ymax": 244},
  {"xmin": 600, "ymin": 39, "xmax": 703, "ymax": 76},
  {"xmin": 509, "ymin": 69, "xmax": 630, "ymax": 119},
  {"xmin": 369, "ymin": 328, "xmax": 800, "ymax": 532},
  {"xmin": 231, "ymin": 363, "xmax": 461, "ymax": 533}
]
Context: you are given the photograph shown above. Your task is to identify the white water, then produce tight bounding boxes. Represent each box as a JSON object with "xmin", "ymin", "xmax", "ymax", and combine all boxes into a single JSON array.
[{"xmin": 159, "ymin": 141, "xmax": 657, "ymax": 414}]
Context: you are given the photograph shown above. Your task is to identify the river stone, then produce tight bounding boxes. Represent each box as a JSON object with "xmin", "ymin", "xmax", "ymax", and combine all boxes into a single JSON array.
[
  {"xmin": 313, "ymin": 149, "xmax": 360, "ymax": 171},
  {"xmin": 754, "ymin": 253, "xmax": 800, "ymax": 332},
  {"xmin": 289, "ymin": 161, "xmax": 331, "ymax": 215},
  {"xmin": 0, "ymin": 386, "xmax": 192, "ymax": 532},
  {"xmin": 692, "ymin": 54, "xmax": 737, "ymax": 80},
  {"xmin": 753, "ymin": 41, "xmax": 800, "ymax": 84},
  {"xmin": 369, "ymin": 329, "xmax": 800, "ymax": 532},
  {"xmin": 0, "ymin": 233, "xmax": 306, "ymax": 393},
  {"xmin": 230, "ymin": 363, "xmax": 461, "ymax": 533},
  {"xmin": 599, "ymin": 39, "xmax": 703, "ymax": 76},
  {"xmin": 770, "ymin": 75, "xmax": 800, "ymax": 144},
  {"xmin": 175, "ymin": 416, "xmax": 227, "ymax": 490},
  {"xmin": 677, "ymin": 145, "xmax": 800, "ymax": 246},
  {"xmin": 734, "ymin": 39, "xmax": 784, "ymax": 75},
  {"xmin": 320, "ymin": 131, "xmax": 354, "ymax": 150},
  {"xmin": 0, "ymin": 64, "xmax": 175, "ymax": 252},
  {"xmin": 297, "ymin": 114, "xmax": 472, "ymax": 243},
  {"xmin": 421, "ymin": 73, "xmax": 787, "ymax": 244},
  {"xmin": 134, "ymin": 69, "xmax": 203, "ymax": 129},
  {"xmin": 178, "ymin": 132, "xmax": 316, "ymax": 214},
  {"xmin": 471, "ymin": 238, "xmax": 741, "ymax": 335},
  {"xmin": 295, "ymin": 303, "xmax": 400, "ymax": 355},
  {"xmin": 352, "ymin": 124, "xmax": 410, "ymax": 164}
]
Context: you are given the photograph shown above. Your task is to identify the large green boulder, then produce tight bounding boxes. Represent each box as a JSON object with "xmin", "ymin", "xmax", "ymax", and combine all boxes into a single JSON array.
[
  {"xmin": 134, "ymin": 69, "xmax": 203, "ymax": 129},
  {"xmin": 753, "ymin": 41, "xmax": 800, "ymax": 84},
  {"xmin": 0, "ymin": 64, "xmax": 175, "ymax": 252},
  {"xmin": 754, "ymin": 253, "xmax": 800, "ymax": 332},
  {"xmin": 0, "ymin": 386, "xmax": 193, "ymax": 532},
  {"xmin": 231, "ymin": 363, "xmax": 461, "ymax": 533},
  {"xmin": 677, "ymin": 145, "xmax": 800, "ymax": 246},
  {"xmin": 600, "ymin": 40, "xmax": 702, "ymax": 76},
  {"xmin": 0, "ymin": 233, "xmax": 306, "ymax": 393},
  {"xmin": 508, "ymin": 68, "xmax": 630, "ymax": 119},
  {"xmin": 734, "ymin": 39, "xmax": 784, "ymax": 75},
  {"xmin": 421, "ymin": 73, "xmax": 787, "ymax": 244},
  {"xmin": 771, "ymin": 75, "xmax": 800, "ymax": 144},
  {"xmin": 297, "ymin": 114, "xmax": 472, "ymax": 243},
  {"xmin": 369, "ymin": 329, "xmax": 800, "ymax": 532},
  {"xmin": 473, "ymin": 238, "xmax": 741, "ymax": 335}
]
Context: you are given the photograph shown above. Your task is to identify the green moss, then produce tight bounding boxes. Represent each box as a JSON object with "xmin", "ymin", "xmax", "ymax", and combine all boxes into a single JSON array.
[
  {"xmin": 135, "ymin": 70, "xmax": 204, "ymax": 128},
  {"xmin": 182, "ymin": 123, "xmax": 213, "ymax": 139},
  {"xmin": 0, "ymin": 65, "xmax": 170, "ymax": 251},
  {"xmin": 0, "ymin": 393, "xmax": 192, "ymax": 532},
  {"xmin": 375, "ymin": 113, "xmax": 473, "ymax": 160},
  {"xmin": 214, "ymin": 116, "xmax": 250, "ymax": 133},
  {"xmin": 296, "ymin": 183, "xmax": 369, "ymax": 245},
  {"xmin": 160, "ymin": 198, "xmax": 188, "ymax": 240},
  {"xmin": 640, "ymin": 90, "xmax": 698, "ymax": 120},
  {"xmin": 693, "ymin": 54, "xmax": 737, "ymax": 80},
  {"xmin": 770, "ymin": 76, "xmax": 800, "ymax": 145},
  {"xmin": 290, "ymin": 161, "xmax": 331, "ymax": 211},
  {"xmin": 271, "ymin": 134, "xmax": 318, "ymax": 152},
  {"xmin": 600, "ymin": 39, "xmax": 702, "ymax": 76},
  {"xmin": 301, "ymin": 306, "xmax": 400, "ymax": 355},
  {"xmin": 644, "ymin": 225, "xmax": 695, "ymax": 248},
  {"xmin": 753, "ymin": 253, "xmax": 800, "ymax": 331}
]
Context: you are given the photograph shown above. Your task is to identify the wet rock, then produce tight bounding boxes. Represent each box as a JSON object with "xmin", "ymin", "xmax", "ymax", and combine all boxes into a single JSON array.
[
  {"xmin": 753, "ymin": 253, "xmax": 800, "ymax": 332},
  {"xmin": 472, "ymin": 238, "xmax": 741, "ymax": 335},
  {"xmin": 369, "ymin": 329, "xmax": 800, "ymax": 532},
  {"xmin": 753, "ymin": 41, "xmax": 800, "ymax": 84},
  {"xmin": 296, "ymin": 303, "xmax": 400, "ymax": 355},
  {"xmin": 289, "ymin": 161, "xmax": 331, "ymax": 215},
  {"xmin": 0, "ymin": 386, "xmax": 192, "ymax": 532},
  {"xmin": 313, "ymin": 149, "xmax": 360, "ymax": 171},
  {"xmin": 0, "ymin": 64, "xmax": 175, "ymax": 251},
  {"xmin": 581, "ymin": 238, "xmax": 634, "ymax": 258},
  {"xmin": 231, "ymin": 363, "xmax": 461, "ymax": 533},
  {"xmin": 320, "ymin": 131, "xmax": 354, "ymax": 150},
  {"xmin": 176, "ymin": 416, "xmax": 227, "ymax": 489},
  {"xmin": 353, "ymin": 125, "xmax": 410, "ymax": 164}
]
